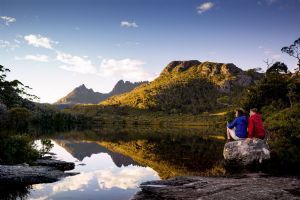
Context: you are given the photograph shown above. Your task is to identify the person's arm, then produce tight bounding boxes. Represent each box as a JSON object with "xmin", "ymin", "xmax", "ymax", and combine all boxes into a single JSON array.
[
  {"xmin": 227, "ymin": 118, "xmax": 237, "ymax": 129},
  {"xmin": 248, "ymin": 117, "xmax": 254, "ymax": 138}
]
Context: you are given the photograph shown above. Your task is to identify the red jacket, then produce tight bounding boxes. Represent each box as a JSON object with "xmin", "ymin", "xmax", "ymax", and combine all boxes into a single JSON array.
[{"xmin": 248, "ymin": 113, "xmax": 266, "ymax": 139}]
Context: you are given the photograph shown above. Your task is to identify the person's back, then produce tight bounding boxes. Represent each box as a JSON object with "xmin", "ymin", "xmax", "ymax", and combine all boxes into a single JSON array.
[
  {"xmin": 227, "ymin": 115, "xmax": 248, "ymax": 139},
  {"xmin": 248, "ymin": 108, "xmax": 266, "ymax": 139}
]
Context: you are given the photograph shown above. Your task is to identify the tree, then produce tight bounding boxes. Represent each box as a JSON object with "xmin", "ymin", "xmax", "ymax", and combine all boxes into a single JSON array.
[
  {"xmin": 0, "ymin": 65, "xmax": 38, "ymax": 108},
  {"xmin": 266, "ymin": 62, "xmax": 288, "ymax": 74},
  {"xmin": 281, "ymin": 37, "xmax": 300, "ymax": 71},
  {"xmin": 8, "ymin": 107, "xmax": 31, "ymax": 133},
  {"xmin": 240, "ymin": 73, "xmax": 291, "ymax": 110}
]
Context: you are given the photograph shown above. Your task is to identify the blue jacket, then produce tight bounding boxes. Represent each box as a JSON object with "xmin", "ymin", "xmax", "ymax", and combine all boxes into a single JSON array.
[{"xmin": 227, "ymin": 115, "xmax": 248, "ymax": 138}]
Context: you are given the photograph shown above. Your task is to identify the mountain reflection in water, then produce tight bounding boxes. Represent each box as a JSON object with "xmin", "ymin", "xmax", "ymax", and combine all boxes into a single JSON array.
[
  {"xmin": 53, "ymin": 140, "xmax": 141, "ymax": 167},
  {"xmin": 0, "ymin": 127, "xmax": 225, "ymax": 200},
  {"xmin": 11, "ymin": 140, "xmax": 159, "ymax": 200}
]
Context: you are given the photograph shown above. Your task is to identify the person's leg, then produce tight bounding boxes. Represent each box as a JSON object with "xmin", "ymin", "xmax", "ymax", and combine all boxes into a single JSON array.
[
  {"xmin": 226, "ymin": 128, "xmax": 231, "ymax": 140},
  {"xmin": 227, "ymin": 128, "xmax": 240, "ymax": 141}
]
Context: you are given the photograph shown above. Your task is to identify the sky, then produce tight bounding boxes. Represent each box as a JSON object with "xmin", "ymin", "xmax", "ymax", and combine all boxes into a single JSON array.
[{"xmin": 0, "ymin": 0, "xmax": 300, "ymax": 103}]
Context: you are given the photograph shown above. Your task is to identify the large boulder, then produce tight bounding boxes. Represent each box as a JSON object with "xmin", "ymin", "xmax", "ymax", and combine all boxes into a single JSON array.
[{"xmin": 223, "ymin": 138, "xmax": 270, "ymax": 167}]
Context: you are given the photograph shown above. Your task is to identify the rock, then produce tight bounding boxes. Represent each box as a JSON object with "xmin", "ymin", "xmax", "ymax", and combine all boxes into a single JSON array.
[
  {"xmin": 19, "ymin": 163, "xmax": 29, "ymax": 167},
  {"xmin": 223, "ymin": 138, "xmax": 270, "ymax": 167},
  {"xmin": 132, "ymin": 174, "xmax": 300, "ymax": 200},
  {"xmin": 0, "ymin": 165, "xmax": 78, "ymax": 185},
  {"xmin": 35, "ymin": 159, "xmax": 75, "ymax": 171}
]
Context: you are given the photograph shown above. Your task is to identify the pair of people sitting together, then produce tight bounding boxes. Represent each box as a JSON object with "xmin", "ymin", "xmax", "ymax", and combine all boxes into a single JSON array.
[{"xmin": 226, "ymin": 108, "xmax": 266, "ymax": 141}]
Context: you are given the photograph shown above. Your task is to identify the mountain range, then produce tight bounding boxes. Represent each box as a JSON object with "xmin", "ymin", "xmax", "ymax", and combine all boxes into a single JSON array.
[
  {"xmin": 55, "ymin": 80, "xmax": 148, "ymax": 105},
  {"xmin": 100, "ymin": 60, "xmax": 261, "ymax": 113}
]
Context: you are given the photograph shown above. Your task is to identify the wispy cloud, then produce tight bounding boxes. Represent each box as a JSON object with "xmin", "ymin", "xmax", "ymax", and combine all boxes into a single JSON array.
[
  {"xmin": 56, "ymin": 54, "xmax": 152, "ymax": 81},
  {"xmin": 265, "ymin": 0, "xmax": 277, "ymax": 5},
  {"xmin": 260, "ymin": 47, "xmax": 282, "ymax": 60},
  {"xmin": 114, "ymin": 41, "xmax": 140, "ymax": 47},
  {"xmin": 121, "ymin": 21, "xmax": 138, "ymax": 28},
  {"xmin": 96, "ymin": 167, "xmax": 157, "ymax": 190},
  {"xmin": 24, "ymin": 34, "xmax": 58, "ymax": 49},
  {"xmin": 21, "ymin": 33, "xmax": 151, "ymax": 81},
  {"xmin": 99, "ymin": 58, "xmax": 150, "ymax": 81},
  {"xmin": 0, "ymin": 16, "xmax": 16, "ymax": 26},
  {"xmin": 56, "ymin": 52, "xmax": 97, "ymax": 74},
  {"xmin": 197, "ymin": 2, "xmax": 214, "ymax": 14},
  {"xmin": 257, "ymin": 0, "xmax": 278, "ymax": 5},
  {"xmin": 0, "ymin": 40, "xmax": 19, "ymax": 50},
  {"xmin": 15, "ymin": 54, "xmax": 49, "ymax": 62}
]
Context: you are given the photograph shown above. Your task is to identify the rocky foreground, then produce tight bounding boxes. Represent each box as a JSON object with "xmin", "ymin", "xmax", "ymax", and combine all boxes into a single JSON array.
[
  {"xmin": 133, "ymin": 174, "xmax": 300, "ymax": 200},
  {"xmin": 133, "ymin": 139, "xmax": 299, "ymax": 200},
  {"xmin": 0, "ymin": 159, "xmax": 77, "ymax": 185}
]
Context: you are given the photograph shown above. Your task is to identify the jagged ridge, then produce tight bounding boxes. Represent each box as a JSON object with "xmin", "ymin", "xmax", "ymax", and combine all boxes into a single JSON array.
[
  {"xmin": 55, "ymin": 80, "xmax": 148, "ymax": 105},
  {"xmin": 100, "ymin": 60, "xmax": 261, "ymax": 113}
]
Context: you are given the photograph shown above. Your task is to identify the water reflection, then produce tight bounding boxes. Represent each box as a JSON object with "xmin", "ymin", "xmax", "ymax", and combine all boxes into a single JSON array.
[
  {"xmin": 53, "ymin": 140, "xmax": 140, "ymax": 167},
  {"xmin": 27, "ymin": 140, "xmax": 159, "ymax": 200},
  {"xmin": 1, "ymin": 126, "xmax": 226, "ymax": 200}
]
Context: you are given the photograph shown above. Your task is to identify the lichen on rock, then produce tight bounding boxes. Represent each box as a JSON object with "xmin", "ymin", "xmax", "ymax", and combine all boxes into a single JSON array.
[{"xmin": 223, "ymin": 138, "xmax": 270, "ymax": 167}]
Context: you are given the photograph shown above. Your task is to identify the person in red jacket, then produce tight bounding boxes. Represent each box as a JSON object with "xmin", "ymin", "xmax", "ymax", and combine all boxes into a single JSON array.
[{"xmin": 248, "ymin": 108, "xmax": 266, "ymax": 139}]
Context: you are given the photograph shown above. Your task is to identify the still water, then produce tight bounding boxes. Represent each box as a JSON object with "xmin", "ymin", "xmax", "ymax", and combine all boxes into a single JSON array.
[
  {"xmin": 2, "ymin": 127, "xmax": 225, "ymax": 200},
  {"xmin": 29, "ymin": 139, "xmax": 160, "ymax": 200}
]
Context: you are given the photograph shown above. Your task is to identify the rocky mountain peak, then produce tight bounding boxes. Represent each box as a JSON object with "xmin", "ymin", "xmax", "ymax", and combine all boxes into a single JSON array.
[
  {"xmin": 55, "ymin": 80, "xmax": 147, "ymax": 105},
  {"xmin": 110, "ymin": 80, "xmax": 148, "ymax": 96},
  {"xmin": 163, "ymin": 60, "xmax": 202, "ymax": 74}
]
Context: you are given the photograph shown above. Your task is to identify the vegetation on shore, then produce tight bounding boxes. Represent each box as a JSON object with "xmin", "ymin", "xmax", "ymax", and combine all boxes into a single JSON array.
[{"xmin": 0, "ymin": 65, "xmax": 92, "ymax": 165}]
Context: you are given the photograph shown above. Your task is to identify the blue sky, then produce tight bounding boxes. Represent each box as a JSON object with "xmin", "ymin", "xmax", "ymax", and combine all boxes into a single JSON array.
[{"xmin": 1, "ymin": 0, "xmax": 300, "ymax": 103}]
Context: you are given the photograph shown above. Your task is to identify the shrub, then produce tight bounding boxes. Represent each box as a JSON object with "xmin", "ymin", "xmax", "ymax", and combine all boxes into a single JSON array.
[
  {"xmin": 263, "ymin": 104, "xmax": 300, "ymax": 174},
  {"xmin": 8, "ymin": 107, "xmax": 31, "ymax": 133},
  {"xmin": 0, "ymin": 134, "xmax": 39, "ymax": 165}
]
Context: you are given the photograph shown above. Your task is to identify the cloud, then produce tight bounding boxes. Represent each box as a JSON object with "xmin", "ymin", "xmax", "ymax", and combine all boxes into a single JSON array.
[
  {"xmin": 265, "ymin": 0, "xmax": 277, "ymax": 5},
  {"xmin": 24, "ymin": 34, "xmax": 58, "ymax": 49},
  {"xmin": 121, "ymin": 21, "xmax": 138, "ymax": 28},
  {"xmin": 197, "ymin": 2, "xmax": 214, "ymax": 14},
  {"xmin": 262, "ymin": 48, "xmax": 282, "ymax": 60},
  {"xmin": 99, "ymin": 58, "xmax": 151, "ymax": 81},
  {"xmin": 15, "ymin": 54, "xmax": 49, "ymax": 62},
  {"xmin": 96, "ymin": 167, "xmax": 157, "ymax": 190},
  {"xmin": 52, "ymin": 173, "xmax": 94, "ymax": 192},
  {"xmin": 271, "ymin": 54, "xmax": 281, "ymax": 60},
  {"xmin": 56, "ymin": 52, "xmax": 97, "ymax": 74},
  {"xmin": 257, "ymin": 0, "xmax": 278, "ymax": 5},
  {"xmin": 56, "ymin": 52, "xmax": 151, "ymax": 81},
  {"xmin": 0, "ymin": 16, "xmax": 16, "ymax": 26},
  {"xmin": 0, "ymin": 40, "xmax": 19, "ymax": 50}
]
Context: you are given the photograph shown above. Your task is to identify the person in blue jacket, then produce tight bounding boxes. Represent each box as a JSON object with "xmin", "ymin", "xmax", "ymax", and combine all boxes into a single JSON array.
[{"xmin": 226, "ymin": 108, "xmax": 248, "ymax": 141}]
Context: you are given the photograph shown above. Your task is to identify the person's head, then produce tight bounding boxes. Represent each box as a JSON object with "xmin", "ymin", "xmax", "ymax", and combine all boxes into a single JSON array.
[
  {"xmin": 250, "ymin": 108, "xmax": 258, "ymax": 116},
  {"xmin": 235, "ymin": 108, "xmax": 244, "ymax": 117}
]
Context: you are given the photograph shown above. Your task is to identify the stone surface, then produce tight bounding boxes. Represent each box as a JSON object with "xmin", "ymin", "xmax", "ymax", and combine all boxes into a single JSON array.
[
  {"xmin": 0, "ymin": 165, "xmax": 78, "ymax": 185},
  {"xmin": 223, "ymin": 138, "xmax": 270, "ymax": 167},
  {"xmin": 35, "ymin": 159, "xmax": 75, "ymax": 171},
  {"xmin": 132, "ymin": 174, "xmax": 300, "ymax": 200}
]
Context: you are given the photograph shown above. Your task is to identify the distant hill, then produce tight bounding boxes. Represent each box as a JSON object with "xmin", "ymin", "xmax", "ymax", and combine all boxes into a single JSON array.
[
  {"xmin": 55, "ymin": 80, "xmax": 148, "ymax": 106},
  {"xmin": 101, "ymin": 61, "xmax": 261, "ymax": 113}
]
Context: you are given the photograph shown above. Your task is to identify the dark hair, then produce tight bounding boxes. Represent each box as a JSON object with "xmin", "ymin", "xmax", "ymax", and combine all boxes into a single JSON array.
[
  {"xmin": 250, "ymin": 108, "xmax": 258, "ymax": 113},
  {"xmin": 235, "ymin": 108, "xmax": 244, "ymax": 116}
]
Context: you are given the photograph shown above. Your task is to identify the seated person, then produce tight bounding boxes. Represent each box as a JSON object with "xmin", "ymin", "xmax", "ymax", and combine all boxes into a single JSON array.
[
  {"xmin": 227, "ymin": 109, "xmax": 248, "ymax": 141},
  {"xmin": 248, "ymin": 108, "xmax": 266, "ymax": 140}
]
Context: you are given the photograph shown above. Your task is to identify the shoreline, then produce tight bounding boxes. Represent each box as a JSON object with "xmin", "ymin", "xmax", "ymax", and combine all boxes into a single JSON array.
[
  {"xmin": 132, "ymin": 173, "xmax": 300, "ymax": 200},
  {"xmin": 0, "ymin": 158, "xmax": 77, "ymax": 185}
]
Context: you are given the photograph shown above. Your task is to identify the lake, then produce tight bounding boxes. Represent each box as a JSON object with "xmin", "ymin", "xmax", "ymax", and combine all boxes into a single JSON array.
[{"xmin": 1, "ymin": 126, "xmax": 225, "ymax": 200}]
